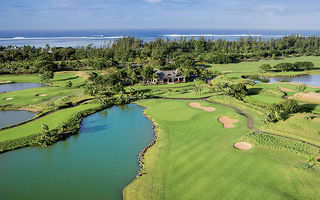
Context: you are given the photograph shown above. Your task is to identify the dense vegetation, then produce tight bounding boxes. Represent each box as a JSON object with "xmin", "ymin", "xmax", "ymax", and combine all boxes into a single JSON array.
[
  {"xmin": 1, "ymin": 35, "xmax": 320, "ymax": 74},
  {"xmin": 260, "ymin": 61, "xmax": 314, "ymax": 72}
]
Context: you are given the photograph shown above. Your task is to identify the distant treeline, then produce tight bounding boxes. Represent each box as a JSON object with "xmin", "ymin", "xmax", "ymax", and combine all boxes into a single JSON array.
[
  {"xmin": 1, "ymin": 35, "xmax": 320, "ymax": 74},
  {"xmin": 260, "ymin": 61, "xmax": 315, "ymax": 72}
]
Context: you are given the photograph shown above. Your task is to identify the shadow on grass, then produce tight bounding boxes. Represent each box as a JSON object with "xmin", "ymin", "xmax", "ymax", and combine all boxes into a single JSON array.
[
  {"xmin": 247, "ymin": 88, "xmax": 264, "ymax": 95},
  {"xmin": 54, "ymin": 76, "xmax": 79, "ymax": 82}
]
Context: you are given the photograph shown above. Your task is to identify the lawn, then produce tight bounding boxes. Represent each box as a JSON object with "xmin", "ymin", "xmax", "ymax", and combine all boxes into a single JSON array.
[
  {"xmin": 0, "ymin": 72, "xmax": 87, "ymax": 106},
  {"xmin": 0, "ymin": 87, "xmax": 82, "ymax": 106},
  {"xmin": 0, "ymin": 72, "xmax": 86, "ymax": 87},
  {"xmin": 124, "ymin": 99, "xmax": 320, "ymax": 200},
  {"xmin": 0, "ymin": 103, "xmax": 100, "ymax": 143},
  {"xmin": 249, "ymin": 94, "xmax": 283, "ymax": 104},
  {"xmin": 208, "ymin": 56, "xmax": 320, "ymax": 73}
]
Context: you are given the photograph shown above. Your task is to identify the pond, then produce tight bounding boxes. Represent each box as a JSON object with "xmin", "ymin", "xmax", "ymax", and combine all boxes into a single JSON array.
[
  {"xmin": 0, "ymin": 82, "xmax": 45, "ymax": 93},
  {"xmin": 0, "ymin": 104, "xmax": 154, "ymax": 200},
  {"xmin": 268, "ymin": 74, "xmax": 320, "ymax": 87},
  {"xmin": 0, "ymin": 110, "xmax": 35, "ymax": 128}
]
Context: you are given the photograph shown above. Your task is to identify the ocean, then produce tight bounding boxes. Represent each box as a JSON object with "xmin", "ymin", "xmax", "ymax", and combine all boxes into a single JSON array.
[{"xmin": 0, "ymin": 29, "xmax": 319, "ymax": 48}]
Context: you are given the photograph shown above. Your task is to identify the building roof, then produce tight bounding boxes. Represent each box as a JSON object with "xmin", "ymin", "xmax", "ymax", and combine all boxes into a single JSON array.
[{"xmin": 155, "ymin": 70, "xmax": 185, "ymax": 79}]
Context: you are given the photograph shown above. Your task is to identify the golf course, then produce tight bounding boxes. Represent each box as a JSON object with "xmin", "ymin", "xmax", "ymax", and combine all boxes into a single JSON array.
[{"xmin": 1, "ymin": 37, "xmax": 320, "ymax": 200}]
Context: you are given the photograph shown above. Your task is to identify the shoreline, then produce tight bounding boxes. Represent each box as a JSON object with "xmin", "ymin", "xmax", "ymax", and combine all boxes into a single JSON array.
[
  {"xmin": 137, "ymin": 109, "xmax": 158, "ymax": 177},
  {"xmin": 0, "ymin": 103, "xmax": 107, "ymax": 153},
  {"xmin": 122, "ymin": 102, "xmax": 160, "ymax": 199}
]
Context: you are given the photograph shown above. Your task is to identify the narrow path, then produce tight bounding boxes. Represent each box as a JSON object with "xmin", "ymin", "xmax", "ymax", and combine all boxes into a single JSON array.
[{"xmin": 159, "ymin": 96, "xmax": 320, "ymax": 149}]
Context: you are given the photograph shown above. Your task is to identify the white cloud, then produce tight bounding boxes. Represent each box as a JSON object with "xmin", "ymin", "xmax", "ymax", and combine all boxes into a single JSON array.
[{"xmin": 144, "ymin": 0, "xmax": 162, "ymax": 3}]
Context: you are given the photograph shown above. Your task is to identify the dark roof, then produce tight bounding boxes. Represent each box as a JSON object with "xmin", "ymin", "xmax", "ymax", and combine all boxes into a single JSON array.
[{"xmin": 155, "ymin": 70, "xmax": 185, "ymax": 79}]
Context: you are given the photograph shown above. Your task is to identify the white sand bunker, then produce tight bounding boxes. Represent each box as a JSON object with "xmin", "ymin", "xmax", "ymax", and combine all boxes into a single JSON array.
[
  {"xmin": 293, "ymin": 92, "xmax": 320, "ymax": 104},
  {"xmin": 188, "ymin": 102, "xmax": 216, "ymax": 112},
  {"xmin": 0, "ymin": 81, "xmax": 11, "ymax": 84},
  {"xmin": 234, "ymin": 142, "xmax": 252, "ymax": 150},
  {"xmin": 3, "ymin": 97, "xmax": 13, "ymax": 100},
  {"xmin": 218, "ymin": 116, "xmax": 239, "ymax": 128},
  {"xmin": 37, "ymin": 94, "xmax": 47, "ymax": 97}
]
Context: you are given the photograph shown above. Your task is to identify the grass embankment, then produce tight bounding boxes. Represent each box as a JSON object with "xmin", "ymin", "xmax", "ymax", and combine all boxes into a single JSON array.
[
  {"xmin": 209, "ymin": 56, "xmax": 320, "ymax": 73},
  {"xmin": 0, "ymin": 102, "xmax": 102, "ymax": 152},
  {"xmin": 124, "ymin": 99, "xmax": 320, "ymax": 199}
]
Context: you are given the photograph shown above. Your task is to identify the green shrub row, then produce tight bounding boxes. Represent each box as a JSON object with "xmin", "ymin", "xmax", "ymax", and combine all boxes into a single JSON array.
[{"xmin": 245, "ymin": 132, "xmax": 320, "ymax": 156}]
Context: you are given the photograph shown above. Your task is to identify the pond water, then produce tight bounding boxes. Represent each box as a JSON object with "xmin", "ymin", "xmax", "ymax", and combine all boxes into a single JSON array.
[
  {"xmin": 268, "ymin": 74, "xmax": 320, "ymax": 87},
  {"xmin": 0, "ymin": 82, "xmax": 44, "ymax": 93},
  {"xmin": 0, "ymin": 104, "xmax": 154, "ymax": 200},
  {"xmin": 0, "ymin": 110, "xmax": 35, "ymax": 128}
]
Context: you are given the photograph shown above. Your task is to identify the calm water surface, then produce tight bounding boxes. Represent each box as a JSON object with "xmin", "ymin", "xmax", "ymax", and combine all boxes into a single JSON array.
[
  {"xmin": 268, "ymin": 74, "xmax": 320, "ymax": 87},
  {"xmin": 0, "ymin": 82, "xmax": 44, "ymax": 93},
  {"xmin": 0, "ymin": 104, "xmax": 154, "ymax": 200},
  {"xmin": 0, "ymin": 110, "xmax": 35, "ymax": 128}
]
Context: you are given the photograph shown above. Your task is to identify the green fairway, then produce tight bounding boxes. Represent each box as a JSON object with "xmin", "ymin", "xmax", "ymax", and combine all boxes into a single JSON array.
[
  {"xmin": 0, "ymin": 72, "xmax": 86, "ymax": 87},
  {"xmin": 0, "ymin": 103, "xmax": 100, "ymax": 143},
  {"xmin": 249, "ymin": 94, "xmax": 283, "ymax": 104},
  {"xmin": 0, "ymin": 87, "xmax": 82, "ymax": 106},
  {"xmin": 124, "ymin": 99, "xmax": 320, "ymax": 200},
  {"xmin": 208, "ymin": 56, "xmax": 320, "ymax": 73}
]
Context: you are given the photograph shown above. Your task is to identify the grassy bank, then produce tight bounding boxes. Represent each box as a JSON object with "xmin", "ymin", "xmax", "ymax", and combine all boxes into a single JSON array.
[
  {"xmin": 209, "ymin": 56, "xmax": 320, "ymax": 73},
  {"xmin": 0, "ymin": 102, "xmax": 103, "ymax": 153}
]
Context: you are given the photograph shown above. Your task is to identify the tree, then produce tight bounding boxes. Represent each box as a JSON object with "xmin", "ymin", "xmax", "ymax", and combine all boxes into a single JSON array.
[
  {"xmin": 129, "ymin": 71, "xmax": 138, "ymax": 84},
  {"xmin": 141, "ymin": 66, "xmax": 154, "ymax": 83},
  {"xmin": 274, "ymin": 63, "xmax": 296, "ymax": 72},
  {"xmin": 41, "ymin": 124, "xmax": 51, "ymax": 146},
  {"xmin": 41, "ymin": 71, "xmax": 54, "ymax": 83},
  {"xmin": 294, "ymin": 62, "xmax": 314, "ymax": 71},
  {"xmin": 296, "ymin": 84, "xmax": 307, "ymax": 92},
  {"xmin": 279, "ymin": 99, "xmax": 300, "ymax": 114},
  {"xmin": 260, "ymin": 64, "xmax": 272, "ymax": 72},
  {"xmin": 66, "ymin": 81, "xmax": 73, "ymax": 88}
]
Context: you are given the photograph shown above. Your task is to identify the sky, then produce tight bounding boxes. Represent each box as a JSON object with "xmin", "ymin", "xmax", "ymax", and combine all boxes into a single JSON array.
[{"xmin": 1, "ymin": 0, "xmax": 320, "ymax": 30}]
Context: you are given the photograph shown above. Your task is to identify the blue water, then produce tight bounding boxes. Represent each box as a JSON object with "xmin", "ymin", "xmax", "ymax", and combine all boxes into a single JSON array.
[
  {"xmin": 0, "ymin": 110, "xmax": 35, "ymax": 128},
  {"xmin": 1, "ymin": 29, "xmax": 320, "ymax": 48},
  {"xmin": 268, "ymin": 75, "xmax": 320, "ymax": 87},
  {"xmin": 0, "ymin": 83, "xmax": 45, "ymax": 93},
  {"xmin": 0, "ymin": 104, "xmax": 154, "ymax": 200}
]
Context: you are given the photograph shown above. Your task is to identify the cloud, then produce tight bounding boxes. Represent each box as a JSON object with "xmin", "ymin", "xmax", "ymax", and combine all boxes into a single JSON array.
[{"xmin": 144, "ymin": 0, "xmax": 162, "ymax": 3}]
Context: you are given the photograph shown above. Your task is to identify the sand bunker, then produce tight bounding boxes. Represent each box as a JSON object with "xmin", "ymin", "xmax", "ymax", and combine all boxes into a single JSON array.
[
  {"xmin": 37, "ymin": 94, "xmax": 47, "ymax": 97},
  {"xmin": 0, "ymin": 81, "xmax": 11, "ymax": 84},
  {"xmin": 188, "ymin": 102, "xmax": 216, "ymax": 112},
  {"xmin": 234, "ymin": 142, "xmax": 252, "ymax": 150},
  {"xmin": 280, "ymin": 87, "xmax": 296, "ymax": 92},
  {"xmin": 218, "ymin": 116, "xmax": 239, "ymax": 128},
  {"xmin": 293, "ymin": 92, "xmax": 320, "ymax": 104},
  {"xmin": 3, "ymin": 97, "xmax": 13, "ymax": 100}
]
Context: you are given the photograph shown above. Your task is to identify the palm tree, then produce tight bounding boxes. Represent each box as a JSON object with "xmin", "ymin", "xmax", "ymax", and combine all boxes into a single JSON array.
[{"xmin": 41, "ymin": 124, "xmax": 49, "ymax": 147}]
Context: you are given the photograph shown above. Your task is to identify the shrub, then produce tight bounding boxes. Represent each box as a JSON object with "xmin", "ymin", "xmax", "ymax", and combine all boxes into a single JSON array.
[
  {"xmin": 294, "ymin": 62, "xmax": 314, "ymax": 71},
  {"xmin": 260, "ymin": 64, "xmax": 272, "ymax": 72}
]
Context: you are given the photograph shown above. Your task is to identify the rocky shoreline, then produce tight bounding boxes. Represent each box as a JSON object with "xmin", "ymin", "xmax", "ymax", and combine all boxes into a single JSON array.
[{"xmin": 136, "ymin": 111, "xmax": 158, "ymax": 178}]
